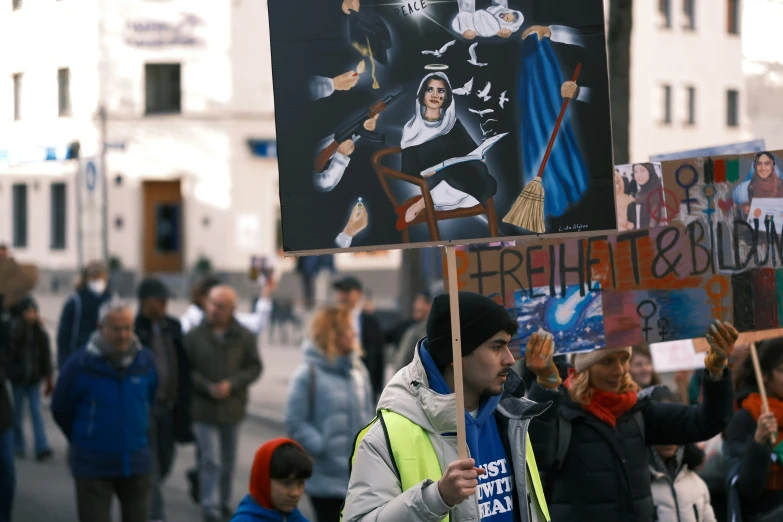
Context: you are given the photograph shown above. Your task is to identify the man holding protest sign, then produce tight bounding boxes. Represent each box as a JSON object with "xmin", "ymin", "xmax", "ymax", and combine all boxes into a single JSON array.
[{"xmin": 342, "ymin": 292, "xmax": 554, "ymax": 522}]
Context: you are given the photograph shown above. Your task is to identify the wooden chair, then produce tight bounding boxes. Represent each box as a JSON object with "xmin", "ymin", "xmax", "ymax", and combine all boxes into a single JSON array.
[{"xmin": 371, "ymin": 147, "xmax": 499, "ymax": 242}]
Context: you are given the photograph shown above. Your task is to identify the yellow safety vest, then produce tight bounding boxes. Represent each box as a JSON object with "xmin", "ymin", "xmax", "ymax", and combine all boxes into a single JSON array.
[{"xmin": 344, "ymin": 409, "xmax": 551, "ymax": 522}]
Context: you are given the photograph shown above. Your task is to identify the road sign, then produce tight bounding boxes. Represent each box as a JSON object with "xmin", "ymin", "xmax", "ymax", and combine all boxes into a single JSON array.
[{"xmin": 85, "ymin": 160, "xmax": 98, "ymax": 192}]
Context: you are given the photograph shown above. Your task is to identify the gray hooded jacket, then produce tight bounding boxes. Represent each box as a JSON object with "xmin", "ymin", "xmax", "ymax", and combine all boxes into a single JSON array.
[{"xmin": 342, "ymin": 341, "xmax": 554, "ymax": 522}]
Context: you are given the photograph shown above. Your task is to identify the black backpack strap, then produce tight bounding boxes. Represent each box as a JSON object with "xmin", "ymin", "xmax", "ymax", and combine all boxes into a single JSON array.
[
  {"xmin": 633, "ymin": 409, "xmax": 645, "ymax": 445},
  {"xmin": 555, "ymin": 414, "xmax": 572, "ymax": 471}
]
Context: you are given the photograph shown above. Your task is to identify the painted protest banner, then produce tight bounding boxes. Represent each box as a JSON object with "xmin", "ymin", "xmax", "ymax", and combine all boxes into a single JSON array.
[
  {"xmin": 267, "ymin": 0, "xmax": 616, "ymax": 254},
  {"xmin": 451, "ymin": 212, "xmax": 783, "ymax": 354}
]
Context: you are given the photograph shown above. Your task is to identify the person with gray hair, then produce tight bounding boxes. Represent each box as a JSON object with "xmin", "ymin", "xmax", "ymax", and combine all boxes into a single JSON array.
[{"xmin": 52, "ymin": 297, "xmax": 158, "ymax": 522}]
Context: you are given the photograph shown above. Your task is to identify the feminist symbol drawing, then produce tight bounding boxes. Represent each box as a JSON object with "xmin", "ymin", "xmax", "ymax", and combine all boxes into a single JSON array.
[
  {"xmin": 637, "ymin": 300, "xmax": 658, "ymax": 342},
  {"xmin": 705, "ymin": 275, "xmax": 729, "ymax": 320},
  {"xmin": 657, "ymin": 318, "xmax": 670, "ymax": 342},
  {"xmin": 702, "ymin": 184, "xmax": 717, "ymax": 226},
  {"xmin": 675, "ymin": 164, "xmax": 699, "ymax": 215}
]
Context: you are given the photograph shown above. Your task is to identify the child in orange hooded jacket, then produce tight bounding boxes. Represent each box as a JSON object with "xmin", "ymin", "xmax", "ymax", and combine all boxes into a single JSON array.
[{"xmin": 232, "ymin": 438, "xmax": 313, "ymax": 522}]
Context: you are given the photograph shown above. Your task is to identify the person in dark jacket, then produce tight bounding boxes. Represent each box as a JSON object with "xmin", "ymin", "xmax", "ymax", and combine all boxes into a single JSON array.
[
  {"xmin": 185, "ymin": 285, "xmax": 262, "ymax": 522},
  {"xmin": 8, "ymin": 296, "xmax": 53, "ymax": 460},
  {"xmin": 56, "ymin": 261, "xmax": 113, "ymax": 368},
  {"xmin": 724, "ymin": 338, "xmax": 783, "ymax": 521},
  {"xmin": 231, "ymin": 438, "xmax": 313, "ymax": 522},
  {"xmin": 0, "ymin": 294, "xmax": 16, "ymax": 522},
  {"xmin": 134, "ymin": 277, "xmax": 193, "ymax": 522},
  {"xmin": 333, "ymin": 276, "xmax": 385, "ymax": 400},
  {"xmin": 52, "ymin": 298, "xmax": 157, "ymax": 522},
  {"xmin": 526, "ymin": 320, "xmax": 738, "ymax": 522}
]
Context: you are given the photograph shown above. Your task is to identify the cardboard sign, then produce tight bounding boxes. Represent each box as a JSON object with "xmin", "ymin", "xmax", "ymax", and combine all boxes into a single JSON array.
[
  {"xmin": 267, "ymin": 0, "xmax": 616, "ymax": 254},
  {"xmin": 649, "ymin": 340, "xmax": 704, "ymax": 373},
  {"xmin": 453, "ymin": 220, "xmax": 783, "ymax": 354}
]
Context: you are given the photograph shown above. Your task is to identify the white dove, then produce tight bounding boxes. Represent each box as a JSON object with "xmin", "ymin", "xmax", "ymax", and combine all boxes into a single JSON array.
[
  {"xmin": 477, "ymin": 82, "xmax": 491, "ymax": 102},
  {"xmin": 453, "ymin": 77, "xmax": 474, "ymax": 96},
  {"xmin": 499, "ymin": 91, "xmax": 509, "ymax": 108},
  {"xmin": 469, "ymin": 108, "xmax": 494, "ymax": 117},
  {"xmin": 422, "ymin": 40, "xmax": 456, "ymax": 58},
  {"xmin": 480, "ymin": 119, "xmax": 498, "ymax": 136},
  {"xmin": 467, "ymin": 43, "xmax": 487, "ymax": 67}
]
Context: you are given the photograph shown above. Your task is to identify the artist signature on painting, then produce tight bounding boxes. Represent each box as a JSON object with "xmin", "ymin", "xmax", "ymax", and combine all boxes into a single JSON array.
[{"xmin": 558, "ymin": 223, "xmax": 589, "ymax": 232}]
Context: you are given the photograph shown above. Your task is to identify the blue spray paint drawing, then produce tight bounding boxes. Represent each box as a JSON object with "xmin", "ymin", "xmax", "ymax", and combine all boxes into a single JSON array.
[{"xmin": 514, "ymin": 285, "xmax": 605, "ymax": 356}]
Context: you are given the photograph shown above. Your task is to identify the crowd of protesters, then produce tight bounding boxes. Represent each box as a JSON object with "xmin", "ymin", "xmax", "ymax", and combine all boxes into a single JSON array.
[{"xmin": 1, "ymin": 245, "xmax": 781, "ymax": 522}]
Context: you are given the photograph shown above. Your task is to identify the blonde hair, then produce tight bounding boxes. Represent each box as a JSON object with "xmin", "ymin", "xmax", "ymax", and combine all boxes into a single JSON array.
[
  {"xmin": 567, "ymin": 368, "xmax": 639, "ymax": 405},
  {"xmin": 310, "ymin": 306, "xmax": 363, "ymax": 361}
]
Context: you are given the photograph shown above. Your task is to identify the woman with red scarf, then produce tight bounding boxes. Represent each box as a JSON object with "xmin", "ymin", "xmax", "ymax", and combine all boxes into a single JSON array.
[
  {"xmin": 725, "ymin": 339, "xmax": 783, "ymax": 521},
  {"xmin": 524, "ymin": 320, "xmax": 738, "ymax": 522}
]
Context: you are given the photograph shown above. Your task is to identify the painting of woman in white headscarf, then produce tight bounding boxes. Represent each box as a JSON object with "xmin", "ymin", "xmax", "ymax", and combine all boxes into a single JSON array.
[
  {"xmin": 732, "ymin": 152, "xmax": 783, "ymax": 222},
  {"xmin": 396, "ymin": 72, "xmax": 498, "ymax": 229}
]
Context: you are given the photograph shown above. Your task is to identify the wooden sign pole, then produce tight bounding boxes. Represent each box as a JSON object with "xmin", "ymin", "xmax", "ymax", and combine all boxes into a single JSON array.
[
  {"xmin": 750, "ymin": 342, "xmax": 776, "ymax": 445},
  {"xmin": 445, "ymin": 246, "xmax": 468, "ymax": 460}
]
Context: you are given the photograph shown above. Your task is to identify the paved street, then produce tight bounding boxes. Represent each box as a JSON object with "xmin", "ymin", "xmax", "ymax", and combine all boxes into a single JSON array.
[
  {"xmin": 13, "ymin": 402, "xmax": 316, "ymax": 521},
  {"xmin": 11, "ymin": 293, "xmax": 323, "ymax": 521}
]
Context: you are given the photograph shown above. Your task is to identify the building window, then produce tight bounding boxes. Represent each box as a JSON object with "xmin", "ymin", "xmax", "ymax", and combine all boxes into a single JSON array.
[
  {"xmin": 659, "ymin": 0, "xmax": 671, "ymax": 28},
  {"xmin": 12, "ymin": 73, "xmax": 22, "ymax": 120},
  {"xmin": 686, "ymin": 86, "xmax": 696, "ymax": 125},
  {"xmin": 51, "ymin": 183, "xmax": 67, "ymax": 250},
  {"xmin": 145, "ymin": 63, "xmax": 181, "ymax": 114},
  {"xmin": 12, "ymin": 0, "xmax": 21, "ymax": 11},
  {"xmin": 12, "ymin": 184, "xmax": 27, "ymax": 248},
  {"xmin": 58, "ymin": 68, "xmax": 71, "ymax": 116},
  {"xmin": 727, "ymin": 89, "xmax": 739, "ymax": 127},
  {"xmin": 683, "ymin": 0, "xmax": 695, "ymax": 30},
  {"xmin": 661, "ymin": 84, "xmax": 672, "ymax": 124},
  {"xmin": 727, "ymin": 0, "xmax": 740, "ymax": 35}
]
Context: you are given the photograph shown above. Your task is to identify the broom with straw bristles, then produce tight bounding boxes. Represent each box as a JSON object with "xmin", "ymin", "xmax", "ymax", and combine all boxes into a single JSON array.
[{"xmin": 503, "ymin": 63, "xmax": 582, "ymax": 233}]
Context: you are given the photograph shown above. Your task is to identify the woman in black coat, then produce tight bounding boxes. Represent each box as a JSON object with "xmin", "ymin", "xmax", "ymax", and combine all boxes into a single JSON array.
[
  {"xmin": 524, "ymin": 321, "xmax": 737, "ymax": 522},
  {"xmin": 724, "ymin": 339, "xmax": 783, "ymax": 521}
]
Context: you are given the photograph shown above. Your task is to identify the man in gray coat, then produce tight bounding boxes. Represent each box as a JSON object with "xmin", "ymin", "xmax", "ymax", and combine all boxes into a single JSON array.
[
  {"xmin": 342, "ymin": 292, "xmax": 557, "ymax": 522},
  {"xmin": 185, "ymin": 285, "xmax": 262, "ymax": 522}
]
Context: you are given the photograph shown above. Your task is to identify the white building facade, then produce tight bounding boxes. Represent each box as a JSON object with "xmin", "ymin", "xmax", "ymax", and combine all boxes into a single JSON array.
[
  {"xmin": 0, "ymin": 0, "xmax": 756, "ymax": 295},
  {"xmin": 0, "ymin": 0, "xmax": 400, "ymax": 292},
  {"xmin": 628, "ymin": 0, "xmax": 750, "ymax": 161}
]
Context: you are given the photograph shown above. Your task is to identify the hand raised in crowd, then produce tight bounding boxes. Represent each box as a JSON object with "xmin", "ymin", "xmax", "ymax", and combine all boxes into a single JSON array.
[
  {"xmin": 437, "ymin": 458, "xmax": 486, "ymax": 507},
  {"xmin": 754, "ymin": 411, "xmax": 779, "ymax": 445},
  {"xmin": 525, "ymin": 330, "xmax": 561, "ymax": 389},
  {"xmin": 333, "ymin": 71, "xmax": 360, "ymax": 91},
  {"xmin": 704, "ymin": 320, "xmax": 739, "ymax": 376},
  {"xmin": 337, "ymin": 140, "xmax": 355, "ymax": 157},
  {"xmin": 210, "ymin": 380, "xmax": 232, "ymax": 399}
]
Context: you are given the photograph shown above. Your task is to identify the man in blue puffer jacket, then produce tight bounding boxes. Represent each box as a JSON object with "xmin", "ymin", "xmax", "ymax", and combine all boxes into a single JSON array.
[{"xmin": 52, "ymin": 298, "xmax": 157, "ymax": 522}]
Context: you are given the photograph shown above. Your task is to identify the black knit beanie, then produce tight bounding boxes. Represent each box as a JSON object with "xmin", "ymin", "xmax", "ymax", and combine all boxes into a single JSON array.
[{"xmin": 426, "ymin": 292, "xmax": 518, "ymax": 368}]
